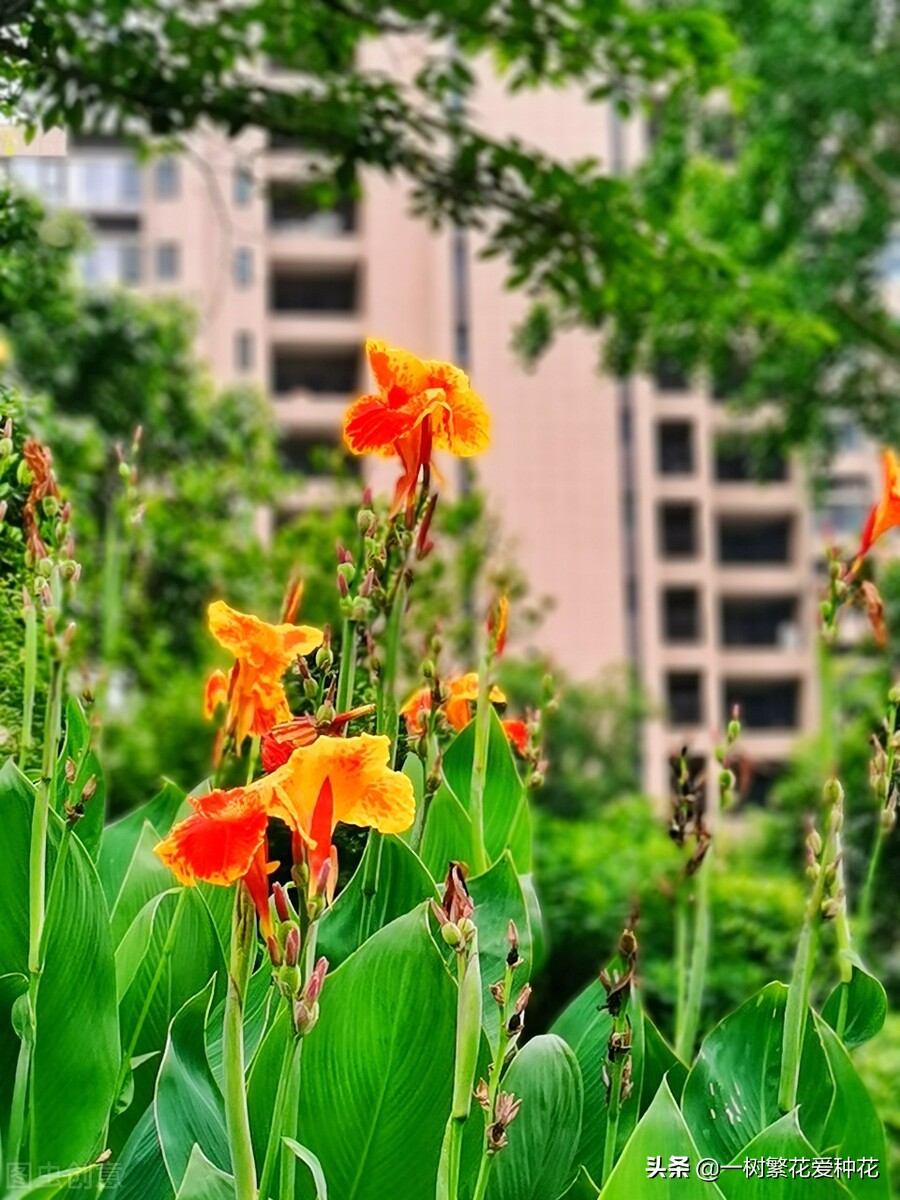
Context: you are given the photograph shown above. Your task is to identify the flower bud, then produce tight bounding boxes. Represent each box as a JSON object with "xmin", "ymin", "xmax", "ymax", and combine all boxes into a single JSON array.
[
  {"xmin": 37, "ymin": 558, "xmax": 53, "ymax": 578},
  {"xmin": 64, "ymin": 757, "xmax": 77, "ymax": 784},
  {"xmin": 42, "ymin": 495, "xmax": 60, "ymax": 518},
  {"xmin": 284, "ymin": 925, "xmax": 301, "ymax": 968},
  {"xmin": 890, "ymin": 686, "xmax": 900, "ymax": 706},
  {"xmin": 718, "ymin": 769, "xmax": 735, "ymax": 793},
  {"xmin": 441, "ymin": 922, "xmax": 465, "ymax": 949},
  {"xmin": 267, "ymin": 935, "xmax": 283, "ymax": 966},
  {"xmin": 882, "ymin": 806, "xmax": 898, "ymax": 833},
  {"xmin": 303, "ymin": 678, "xmax": 319, "ymax": 700},
  {"xmin": 727, "ymin": 719, "xmax": 741, "ymax": 743},
  {"xmin": 357, "ymin": 509, "xmax": 376, "ymax": 533},
  {"xmin": 823, "ymin": 778, "xmax": 844, "ymax": 807},
  {"xmin": 316, "ymin": 702, "xmax": 336, "ymax": 725},
  {"xmin": 315, "ymin": 646, "xmax": 334, "ymax": 671},
  {"xmin": 336, "ymin": 571, "xmax": 349, "ymax": 599},
  {"xmin": 422, "ymin": 659, "xmax": 436, "ymax": 680},
  {"xmin": 337, "ymin": 561, "xmax": 355, "ymax": 583},
  {"xmin": 272, "ymin": 881, "xmax": 292, "ymax": 924},
  {"xmin": 0, "ymin": 437, "xmax": 12, "ymax": 458},
  {"xmin": 80, "ymin": 775, "xmax": 98, "ymax": 802},
  {"xmin": 0, "ymin": 500, "xmax": 6, "ymax": 524}
]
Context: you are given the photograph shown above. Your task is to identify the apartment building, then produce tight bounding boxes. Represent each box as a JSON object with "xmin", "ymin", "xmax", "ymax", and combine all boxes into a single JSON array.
[{"xmin": 0, "ymin": 94, "xmax": 883, "ymax": 808}]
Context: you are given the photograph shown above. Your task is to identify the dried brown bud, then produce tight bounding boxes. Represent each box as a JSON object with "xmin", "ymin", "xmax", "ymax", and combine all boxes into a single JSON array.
[{"xmin": 64, "ymin": 757, "xmax": 77, "ymax": 784}]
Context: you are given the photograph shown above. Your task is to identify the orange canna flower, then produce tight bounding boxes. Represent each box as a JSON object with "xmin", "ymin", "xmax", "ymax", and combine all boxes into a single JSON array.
[
  {"xmin": 401, "ymin": 673, "xmax": 527, "ymax": 754},
  {"xmin": 854, "ymin": 450, "xmax": 900, "ymax": 568},
  {"xmin": 156, "ymin": 732, "xmax": 415, "ymax": 930},
  {"xmin": 205, "ymin": 600, "xmax": 324, "ymax": 745},
  {"xmin": 154, "ymin": 785, "xmax": 276, "ymax": 936},
  {"xmin": 342, "ymin": 339, "xmax": 490, "ymax": 514}
]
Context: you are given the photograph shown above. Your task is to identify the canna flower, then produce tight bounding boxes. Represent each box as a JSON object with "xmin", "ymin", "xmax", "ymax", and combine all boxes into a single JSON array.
[
  {"xmin": 854, "ymin": 450, "xmax": 900, "ymax": 568},
  {"xmin": 205, "ymin": 600, "xmax": 324, "ymax": 745},
  {"xmin": 156, "ymin": 733, "xmax": 415, "ymax": 931},
  {"xmin": 342, "ymin": 339, "xmax": 490, "ymax": 515},
  {"xmin": 260, "ymin": 704, "xmax": 376, "ymax": 772},
  {"xmin": 401, "ymin": 673, "xmax": 529, "ymax": 755},
  {"xmin": 154, "ymin": 785, "xmax": 276, "ymax": 937}
]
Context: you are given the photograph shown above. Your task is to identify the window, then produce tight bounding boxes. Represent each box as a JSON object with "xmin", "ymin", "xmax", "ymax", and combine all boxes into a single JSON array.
[
  {"xmin": 653, "ymin": 356, "xmax": 689, "ymax": 391},
  {"xmin": 39, "ymin": 158, "xmax": 66, "ymax": 203},
  {"xmin": 234, "ymin": 331, "xmax": 255, "ymax": 373},
  {"xmin": 741, "ymin": 762, "xmax": 787, "ymax": 807},
  {"xmin": 119, "ymin": 243, "xmax": 142, "ymax": 285},
  {"xmin": 662, "ymin": 588, "xmax": 700, "ymax": 642},
  {"xmin": 816, "ymin": 475, "xmax": 873, "ymax": 536},
  {"xmin": 267, "ymin": 182, "xmax": 356, "ymax": 233},
  {"xmin": 659, "ymin": 504, "xmax": 698, "ymax": 558},
  {"xmin": 714, "ymin": 438, "xmax": 788, "ymax": 482},
  {"xmin": 666, "ymin": 673, "xmax": 703, "ymax": 726},
  {"xmin": 721, "ymin": 597, "xmax": 798, "ymax": 647},
  {"xmin": 270, "ymin": 268, "xmax": 357, "ymax": 313},
  {"xmin": 272, "ymin": 349, "xmax": 360, "ymax": 395},
  {"xmin": 153, "ymin": 156, "xmax": 179, "ymax": 199},
  {"xmin": 657, "ymin": 421, "xmax": 694, "ymax": 475},
  {"xmin": 718, "ymin": 518, "xmax": 791, "ymax": 565},
  {"xmin": 233, "ymin": 168, "xmax": 254, "ymax": 207},
  {"xmin": 234, "ymin": 248, "xmax": 254, "ymax": 288},
  {"xmin": 156, "ymin": 241, "xmax": 180, "ymax": 280},
  {"xmin": 723, "ymin": 679, "xmax": 799, "ymax": 729}
]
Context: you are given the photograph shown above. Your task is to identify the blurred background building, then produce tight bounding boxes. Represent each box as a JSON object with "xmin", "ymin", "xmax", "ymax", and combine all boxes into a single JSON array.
[{"xmin": 0, "ymin": 75, "xmax": 883, "ymax": 804}]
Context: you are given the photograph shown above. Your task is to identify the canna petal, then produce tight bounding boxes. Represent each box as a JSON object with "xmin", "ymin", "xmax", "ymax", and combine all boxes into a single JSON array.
[
  {"xmin": 155, "ymin": 787, "xmax": 269, "ymax": 888},
  {"xmin": 366, "ymin": 338, "xmax": 430, "ymax": 401},
  {"xmin": 343, "ymin": 394, "xmax": 416, "ymax": 456}
]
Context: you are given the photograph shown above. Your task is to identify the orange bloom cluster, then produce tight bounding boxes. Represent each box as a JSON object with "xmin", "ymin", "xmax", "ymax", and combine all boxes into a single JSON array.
[
  {"xmin": 342, "ymin": 339, "xmax": 490, "ymax": 514},
  {"xmin": 155, "ymin": 733, "xmax": 415, "ymax": 933},
  {"xmin": 401, "ymin": 673, "xmax": 528, "ymax": 756},
  {"xmin": 204, "ymin": 600, "xmax": 323, "ymax": 746},
  {"xmin": 854, "ymin": 450, "xmax": 900, "ymax": 568}
]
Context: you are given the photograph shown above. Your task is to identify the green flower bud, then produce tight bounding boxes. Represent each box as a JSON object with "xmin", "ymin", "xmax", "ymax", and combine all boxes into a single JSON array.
[
  {"xmin": 823, "ymin": 778, "xmax": 844, "ymax": 808},
  {"xmin": 315, "ymin": 646, "xmax": 334, "ymax": 671},
  {"xmin": 303, "ymin": 678, "xmax": 319, "ymax": 700},
  {"xmin": 316, "ymin": 702, "xmax": 335, "ymax": 725},
  {"xmin": 0, "ymin": 437, "xmax": 13, "ymax": 458},
  {"xmin": 889, "ymin": 686, "xmax": 900, "ymax": 706},
  {"xmin": 337, "ymin": 561, "xmax": 355, "ymax": 583},
  {"xmin": 357, "ymin": 508, "xmax": 376, "ymax": 533},
  {"xmin": 16, "ymin": 459, "xmax": 33, "ymax": 487},
  {"xmin": 441, "ymin": 922, "xmax": 464, "ymax": 949},
  {"xmin": 36, "ymin": 558, "xmax": 53, "ymax": 578}
]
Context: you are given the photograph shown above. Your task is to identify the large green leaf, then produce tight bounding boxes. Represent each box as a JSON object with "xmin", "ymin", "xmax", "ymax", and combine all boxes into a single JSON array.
[
  {"xmin": 550, "ymin": 975, "xmax": 647, "ymax": 1180},
  {"xmin": 295, "ymin": 906, "xmax": 458, "ymax": 1200},
  {"xmin": 442, "ymin": 711, "xmax": 531, "ymax": 871},
  {"xmin": 558, "ymin": 1166, "xmax": 601, "ymax": 1199},
  {"xmin": 174, "ymin": 1145, "xmax": 236, "ymax": 1200},
  {"xmin": 207, "ymin": 960, "xmax": 273, "ymax": 1091},
  {"xmin": 488, "ymin": 1034, "xmax": 583, "ymax": 1200},
  {"xmin": 52, "ymin": 696, "xmax": 105, "ymax": 859},
  {"xmin": 109, "ymin": 820, "xmax": 176, "ymax": 946},
  {"xmin": 105, "ymin": 1104, "xmax": 174, "ymax": 1200},
  {"xmin": 821, "ymin": 962, "xmax": 887, "ymax": 1051},
  {"xmin": 155, "ymin": 981, "xmax": 230, "ymax": 1191},
  {"xmin": 284, "ymin": 1139, "xmax": 329, "ymax": 1199},
  {"xmin": 21, "ymin": 772, "xmax": 120, "ymax": 1167},
  {"xmin": 600, "ymin": 1081, "xmax": 725, "ymax": 1200},
  {"xmin": 119, "ymin": 887, "xmax": 224, "ymax": 1059},
  {"xmin": 467, "ymin": 853, "xmax": 533, "ymax": 1051},
  {"xmin": 419, "ymin": 785, "xmax": 471, "ymax": 881},
  {"xmin": 98, "ymin": 780, "xmax": 185, "ymax": 907},
  {"xmin": 717, "ymin": 1112, "xmax": 850, "ymax": 1200},
  {"xmin": 641, "ymin": 1014, "xmax": 687, "ymax": 1108},
  {"xmin": 5, "ymin": 1161, "xmax": 103, "ymax": 1198},
  {"xmin": 318, "ymin": 833, "xmax": 438, "ymax": 967},
  {"xmin": 815, "ymin": 1016, "xmax": 888, "ymax": 1200},
  {"xmin": 682, "ymin": 983, "xmax": 833, "ymax": 1164}
]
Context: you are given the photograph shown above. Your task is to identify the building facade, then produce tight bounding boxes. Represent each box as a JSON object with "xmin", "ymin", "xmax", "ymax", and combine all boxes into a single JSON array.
[{"xmin": 0, "ymin": 87, "xmax": 882, "ymax": 807}]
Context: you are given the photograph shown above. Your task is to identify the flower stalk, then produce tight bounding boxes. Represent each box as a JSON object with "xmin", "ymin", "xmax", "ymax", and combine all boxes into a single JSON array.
[{"xmin": 224, "ymin": 884, "xmax": 259, "ymax": 1200}]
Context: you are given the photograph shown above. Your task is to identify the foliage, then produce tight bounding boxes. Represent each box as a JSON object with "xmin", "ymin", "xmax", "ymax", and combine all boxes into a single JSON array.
[
  {"xmin": 0, "ymin": 0, "xmax": 740, "ymax": 397},
  {"xmin": 607, "ymin": 0, "xmax": 900, "ymax": 452},
  {"xmin": 855, "ymin": 1014, "xmax": 900, "ymax": 1195}
]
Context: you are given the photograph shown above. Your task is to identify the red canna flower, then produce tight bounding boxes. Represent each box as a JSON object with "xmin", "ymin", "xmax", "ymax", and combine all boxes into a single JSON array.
[
  {"xmin": 342, "ymin": 339, "xmax": 490, "ymax": 515},
  {"xmin": 854, "ymin": 450, "xmax": 900, "ymax": 568},
  {"xmin": 259, "ymin": 705, "xmax": 376, "ymax": 773},
  {"xmin": 154, "ymin": 785, "xmax": 276, "ymax": 936}
]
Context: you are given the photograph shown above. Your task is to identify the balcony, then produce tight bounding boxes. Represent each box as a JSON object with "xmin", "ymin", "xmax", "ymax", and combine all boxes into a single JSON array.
[
  {"xmin": 271, "ymin": 348, "xmax": 360, "ymax": 400},
  {"xmin": 723, "ymin": 678, "xmax": 800, "ymax": 730},
  {"xmin": 718, "ymin": 517, "xmax": 792, "ymax": 565}
]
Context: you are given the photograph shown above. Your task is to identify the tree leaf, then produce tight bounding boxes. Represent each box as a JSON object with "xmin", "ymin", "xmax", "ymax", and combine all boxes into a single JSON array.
[
  {"xmin": 600, "ymin": 1080, "xmax": 726, "ymax": 1200},
  {"xmin": 488, "ymin": 1034, "xmax": 583, "ymax": 1200},
  {"xmin": 318, "ymin": 833, "xmax": 437, "ymax": 967},
  {"xmin": 821, "ymin": 962, "xmax": 887, "ymax": 1050},
  {"xmin": 294, "ymin": 906, "xmax": 458, "ymax": 1200},
  {"xmin": 682, "ymin": 983, "xmax": 833, "ymax": 1165},
  {"xmin": 155, "ymin": 980, "xmax": 230, "ymax": 1191}
]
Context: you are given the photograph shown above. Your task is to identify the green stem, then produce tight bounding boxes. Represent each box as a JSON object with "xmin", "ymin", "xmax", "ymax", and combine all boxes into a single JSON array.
[
  {"xmin": 335, "ymin": 618, "xmax": 357, "ymax": 715},
  {"xmin": 779, "ymin": 793, "xmax": 840, "ymax": 1113},
  {"xmin": 224, "ymin": 885, "xmax": 259, "ymax": 1200},
  {"xmin": 859, "ymin": 700, "xmax": 897, "ymax": 950},
  {"xmin": 377, "ymin": 575, "xmax": 407, "ymax": 760},
  {"xmin": 19, "ymin": 599, "xmax": 37, "ymax": 769},
  {"xmin": 673, "ymin": 887, "xmax": 689, "ymax": 1057},
  {"xmin": 676, "ymin": 853, "xmax": 711, "ymax": 1062},
  {"xmin": 471, "ymin": 960, "xmax": 513, "ymax": 1200},
  {"xmin": 468, "ymin": 667, "xmax": 492, "ymax": 877},
  {"xmin": 114, "ymin": 888, "xmax": 188, "ymax": 1102},
  {"xmin": 259, "ymin": 1034, "xmax": 301, "ymax": 1200},
  {"xmin": 101, "ymin": 501, "xmax": 122, "ymax": 667},
  {"xmin": 28, "ymin": 659, "xmax": 63, "ymax": 976}
]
